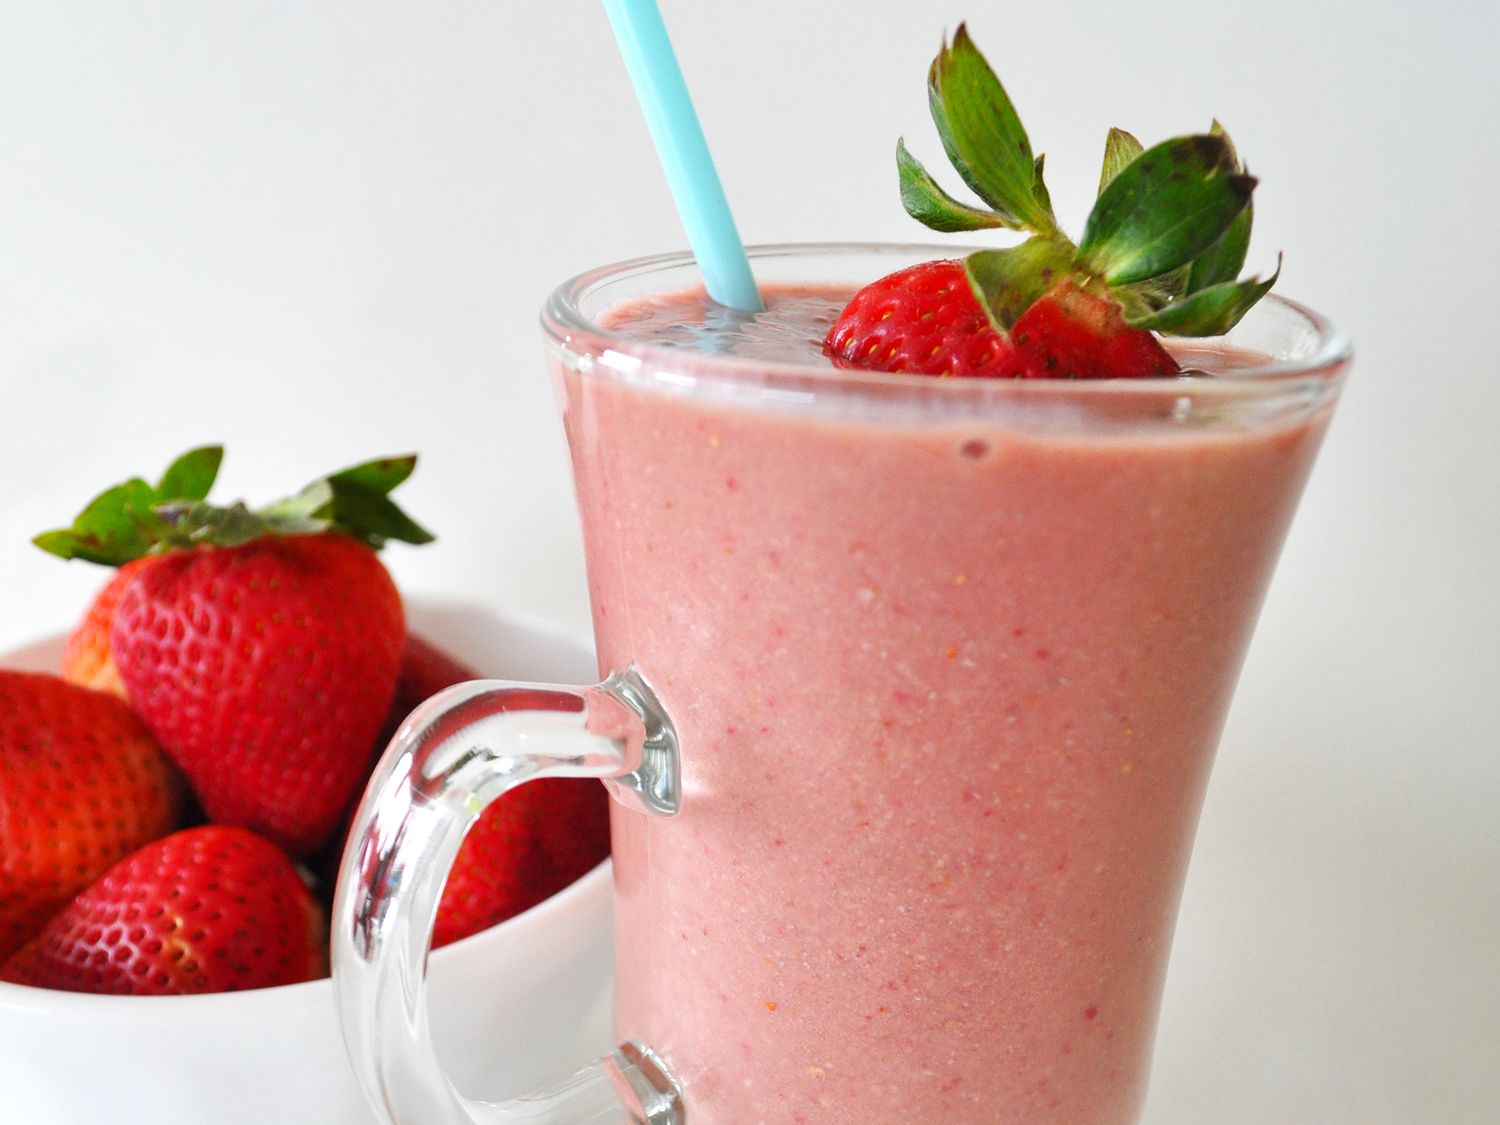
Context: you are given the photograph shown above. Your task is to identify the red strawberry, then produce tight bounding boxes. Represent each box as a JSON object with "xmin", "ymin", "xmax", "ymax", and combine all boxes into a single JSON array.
[
  {"xmin": 0, "ymin": 671, "xmax": 182, "ymax": 960},
  {"xmin": 394, "ymin": 632, "xmax": 482, "ymax": 712},
  {"xmin": 310, "ymin": 629, "xmax": 485, "ymax": 893},
  {"xmin": 827, "ymin": 264, "xmax": 1174, "ymax": 381},
  {"xmin": 35, "ymin": 447, "xmax": 433, "ymax": 857},
  {"xmin": 111, "ymin": 534, "xmax": 405, "ymax": 856},
  {"xmin": 824, "ymin": 260, "xmax": 1020, "ymax": 377},
  {"xmin": 60, "ymin": 562, "xmax": 143, "ymax": 698},
  {"xmin": 828, "ymin": 25, "xmax": 1275, "ymax": 378},
  {"xmin": 1010, "ymin": 280, "xmax": 1178, "ymax": 379},
  {"xmin": 1, "ymin": 825, "xmax": 326, "ymax": 994},
  {"xmin": 434, "ymin": 774, "xmax": 610, "ymax": 948},
  {"xmin": 381, "ymin": 637, "xmax": 610, "ymax": 948}
]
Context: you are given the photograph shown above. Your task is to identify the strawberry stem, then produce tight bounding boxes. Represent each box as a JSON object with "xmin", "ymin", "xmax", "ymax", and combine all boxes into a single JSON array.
[
  {"xmin": 35, "ymin": 448, "xmax": 434, "ymax": 565},
  {"xmin": 896, "ymin": 25, "xmax": 1281, "ymax": 338}
]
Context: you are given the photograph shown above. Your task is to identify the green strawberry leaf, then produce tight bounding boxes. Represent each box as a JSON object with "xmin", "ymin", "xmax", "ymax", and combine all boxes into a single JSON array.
[
  {"xmin": 1098, "ymin": 127, "xmax": 1144, "ymax": 196},
  {"xmin": 263, "ymin": 455, "xmax": 433, "ymax": 548},
  {"xmin": 36, "ymin": 448, "xmax": 434, "ymax": 563},
  {"xmin": 1126, "ymin": 256, "xmax": 1281, "ymax": 336},
  {"xmin": 1113, "ymin": 265, "xmax": 1192, "ymax": 320},
  {"xmin": 325, "ymin": 454, "xmax": 418, "ymax": 497},
  {"xmin": 965, "ymin": 237, "xmax": 1076, "ymax": 329},
  {"xmin": 1032, "ymin": 154, "xmax": 1053, "ymax": 218},
  {"xmin": 1210, "ymin": 118, "xmax": 1238, "ymax": 164},
  {"xmin": 30, "ymin": 529, "xmax": 99, "ymax": 563},
  {"xmin": 321, "ymin": 455, "xmax": 433, "ymax": 546},
  {"xmin": 156, "ymin": 445, "xmax": 223, "ymax": 503},
  {"xmin": 256, "ymin": 480, "xmax": 332, "ymax": 528},
  {"xmin": 1184, "ymin": 124, "xmax": 1251, "ymax": 293},
  {"xmin": 927, "ymin": 24, "xmax": 1055, "ymax": 234},
  {"xmin": 897, "ymin": 139, "xmax": 1011, "ymax": 232},
  {"xmin": 1079, "ymin": 134, "xmax": 1254, "ymax": 285},
  {"xmin": 33, "ymin": 478, "xmax": 169, "ymax": 565},
  {"xmin": 874, "ymin": 29, "xmax": 1283, "ymax": 362},
  {"xmin": 156, "ymin": 500, "xmax": 272, "ymax": 548},
  {"xmin": 319, "ymin": 488, "xmax": 434, "ymax": 550},
  {"xmin": 35, "ymin": 446, "xmax": 230, "ymax": 564},
  {"xmin": 1186, "ymin": 204, "xmax": 1252, "ymax": 293}
]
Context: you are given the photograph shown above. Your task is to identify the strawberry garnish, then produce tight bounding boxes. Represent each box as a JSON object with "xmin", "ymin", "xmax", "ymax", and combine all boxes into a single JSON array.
[
  {"xmin": 0, "ymin": 671, "xmax": 184, "ymax": 960},
  {"xmin": 35, "ymin": 447, "xmax": 431, "ymax": 856},
  {"xmin": 1011, "ymin": 280, "xmax": 1179, "ymax": 379},
  {"xmin": 1, "ymin": 825, "xmax": 326, "ymax": 995},
  {"xmin": 824, "ymin": 259, "xmax": 1020, "ymax": 377},
  {"xmin": 827, "ymin": 24, "xmax": 1280, "ymax": 379}
]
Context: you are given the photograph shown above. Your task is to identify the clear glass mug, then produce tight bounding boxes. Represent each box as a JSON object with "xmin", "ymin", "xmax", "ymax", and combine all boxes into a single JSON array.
[{"xmin": 331, "ymin": 244, "xmax": 1350, "ymax": 1123}]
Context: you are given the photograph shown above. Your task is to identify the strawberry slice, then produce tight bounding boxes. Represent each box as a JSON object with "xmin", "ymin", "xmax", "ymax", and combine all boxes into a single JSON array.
[{"xmin": 826, "ymin": 24, "xmax": 1279, "ymax": 380}]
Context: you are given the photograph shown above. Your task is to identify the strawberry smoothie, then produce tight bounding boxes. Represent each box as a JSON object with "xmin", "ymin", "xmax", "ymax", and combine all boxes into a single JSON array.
[{"xmin": 550, "ymin": 266, "xmax": 1345, "ymax": 1123}]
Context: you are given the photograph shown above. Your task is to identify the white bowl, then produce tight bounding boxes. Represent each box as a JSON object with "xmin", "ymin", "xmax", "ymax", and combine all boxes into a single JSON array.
[{"xmin": 0, "ymin": 601, "xmax": 614, "ymax": 1125}]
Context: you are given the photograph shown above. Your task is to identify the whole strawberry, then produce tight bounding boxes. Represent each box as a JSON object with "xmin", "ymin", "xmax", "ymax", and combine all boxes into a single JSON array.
[
  {"xmin": 1, "ymin": 825, "xmax": 326, "ymax": 994},
  {"xmin": 383, "ymin": 637, "xmax": 611, "ymax": 948},
  {"xmin": 827, "ymin": 25, "xmax": 1279, "ymax": 379},
  {"xmin": 393, "ymin": 632, "xmax": 487, "ymax": 714},
  {"xmin": 0, "ymin": 670, "xmax": 182, "ymax": 960},
  {"xmin": 60, "ymin": 561, "xmax": 141, "ymax": 697},
  {"xmin": 434, "ymin": 775, "xmax": 610, "ymax": 947},
  {"xmin": 35, "ymin": 447, "xmax": 432, "ymax": 856}
]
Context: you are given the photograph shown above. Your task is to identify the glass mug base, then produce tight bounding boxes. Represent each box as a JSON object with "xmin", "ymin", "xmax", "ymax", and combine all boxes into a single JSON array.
[{"xmin": 332, "ymin": 244, "xmax": 1349, "ymax": 1123}]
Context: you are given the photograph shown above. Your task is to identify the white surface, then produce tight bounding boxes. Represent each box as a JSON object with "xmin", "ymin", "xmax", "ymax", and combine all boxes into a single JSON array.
[
  {"xmin": 0, "ymin": 610, "xmax": 613, "ymax": 1125},
  {"xmin": 0, "ymin": 2, "xmax": 1496, "ymax": 1121}
]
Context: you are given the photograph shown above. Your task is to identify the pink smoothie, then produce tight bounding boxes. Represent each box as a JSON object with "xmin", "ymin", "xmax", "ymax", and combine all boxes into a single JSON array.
[{"xmin": 555, "ymin": 284, "xmax": 1339, "ymax": 1123}]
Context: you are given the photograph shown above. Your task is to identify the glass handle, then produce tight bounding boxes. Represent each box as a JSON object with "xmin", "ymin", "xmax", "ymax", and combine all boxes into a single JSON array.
[{"xmin": 331, "ymin": 668, "xmax": 684, "ymax": 1124}]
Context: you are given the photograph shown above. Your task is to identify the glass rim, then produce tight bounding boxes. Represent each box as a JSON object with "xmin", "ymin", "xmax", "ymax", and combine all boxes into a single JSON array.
[{"xmin": 540, "ymin": 241, "xmax": 1352, "ymax": 402}]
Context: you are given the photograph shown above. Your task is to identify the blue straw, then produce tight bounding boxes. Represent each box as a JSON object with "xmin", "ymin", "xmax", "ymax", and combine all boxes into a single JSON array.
[{"xmin": 603, "ymin": 0, "xmax": 764, "ymax": 312}]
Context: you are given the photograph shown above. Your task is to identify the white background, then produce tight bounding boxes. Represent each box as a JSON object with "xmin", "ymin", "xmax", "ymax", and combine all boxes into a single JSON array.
[{"xmin": 2, "ymin": 2, "xmax": 1497, "ymax": 1121}]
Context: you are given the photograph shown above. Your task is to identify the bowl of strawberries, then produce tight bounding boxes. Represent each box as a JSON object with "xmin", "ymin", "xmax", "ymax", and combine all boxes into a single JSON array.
[{"xmin": 0, "ymin": 449, "xmax": 614, "ymax": 1125}]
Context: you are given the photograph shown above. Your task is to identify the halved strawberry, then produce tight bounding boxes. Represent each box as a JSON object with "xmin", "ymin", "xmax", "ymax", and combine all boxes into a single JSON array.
[{"xmin": 826, "ymin": 25, "xmax": 1280, "ymax": 380}]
